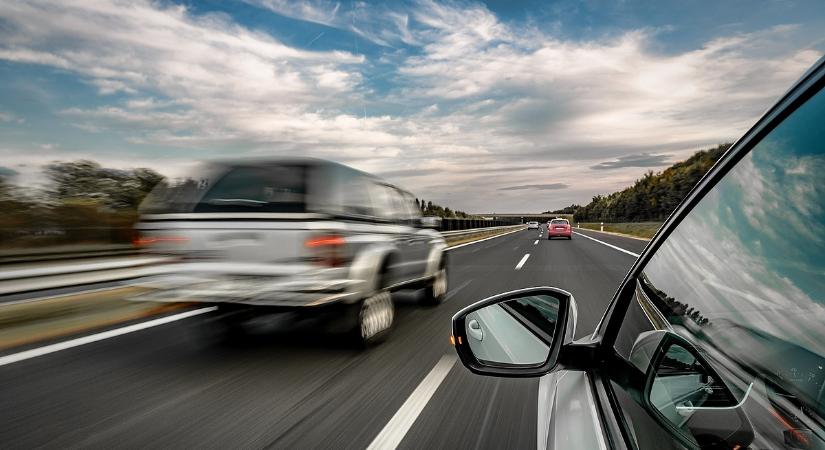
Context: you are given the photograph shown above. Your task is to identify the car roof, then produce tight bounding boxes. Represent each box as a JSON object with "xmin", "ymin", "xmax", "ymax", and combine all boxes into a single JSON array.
[{"xmin": 202, "ymin": 156, "xmax": 416, "ymax": 197}]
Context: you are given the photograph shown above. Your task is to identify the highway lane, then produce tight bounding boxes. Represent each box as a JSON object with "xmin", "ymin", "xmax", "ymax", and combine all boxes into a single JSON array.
[{"xmin": 0, "ymin": 225, "xmax": 644, "ymax": 449}]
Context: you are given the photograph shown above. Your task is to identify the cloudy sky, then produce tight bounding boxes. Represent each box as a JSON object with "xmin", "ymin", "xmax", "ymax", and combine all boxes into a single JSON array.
[{"xmin": 0, "ymin": 0, "xmax": 822, "ymax": 213}]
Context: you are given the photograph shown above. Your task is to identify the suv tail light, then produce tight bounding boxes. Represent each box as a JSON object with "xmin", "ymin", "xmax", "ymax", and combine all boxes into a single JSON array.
[
  {"xmin": 305, "ymin": 234, "xmax": 347, "ymax": 267},
  {"xmin": 133, "ymin": 234, "xmax": 190, "ymax": 247}
]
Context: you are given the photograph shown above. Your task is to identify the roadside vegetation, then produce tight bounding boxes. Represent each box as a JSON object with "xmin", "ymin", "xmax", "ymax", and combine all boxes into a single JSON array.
[
  {"xmin": 572, "ymin": 143, "xmax": 731, "ymax": 223},
  {"xmin": 541, "ymin": 144, "xmax": 731, "ymax": 239},
  {"xmin": 415, "ymin": 199, "xmax": 477, "ymax": 218}
]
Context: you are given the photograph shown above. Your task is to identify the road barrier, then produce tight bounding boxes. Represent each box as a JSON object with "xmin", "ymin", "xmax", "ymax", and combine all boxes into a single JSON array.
[
  {"xmin": 438, "ymin": 218, "xmax": 521, "ymax": 231},
  {"xmin": 1, "ymin": 219, "xmax": 522, "ymax": 266},
  {"xmin": 0, "ymin": 244, "xmax": 139, "ymax": 265},
  {"xmin": 0, "ymin": 225, "xmax": 525, "ymax": 298}
]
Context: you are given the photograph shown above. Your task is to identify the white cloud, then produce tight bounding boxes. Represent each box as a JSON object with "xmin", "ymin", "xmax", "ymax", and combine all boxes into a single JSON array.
[{"xmin": 0, "ymin": 0, "xmax": 821, "ymax": 212}]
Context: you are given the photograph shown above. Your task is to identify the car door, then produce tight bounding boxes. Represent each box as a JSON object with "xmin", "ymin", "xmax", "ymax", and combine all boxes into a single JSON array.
[
  {"xmin": 395, "ymin": 189, "xmax": 432, "ymax": 279},
  {"xmin": 367, "ymin": 182, "xmax": 419, "ymax": 282},
  {"xmin": 602, "ymin": 66, "xmax": 825, "ymax": 449}
]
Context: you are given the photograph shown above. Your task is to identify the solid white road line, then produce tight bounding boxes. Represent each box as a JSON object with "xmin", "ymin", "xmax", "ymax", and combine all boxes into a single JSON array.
[
  {"xmin": 367, "ymin": 354, "xmax": 457, "ymax": 450},
  {"xmin": 573, "ymin": 231, "xmax": 640, "ymax": 258},
  {"xmin": 446, "ymin": 227, "xmax": 525, "ymax": 251},
  {"xmin": 515, "ymin": 253, "xmax": 530, "ymax": 270},
  {"xmin": 0, "ymin": 307, "xmax": 216, "ymax": 367},
  {"xmin": 533, "ymin": 240, "xmax": 538, "ymax": 245}
]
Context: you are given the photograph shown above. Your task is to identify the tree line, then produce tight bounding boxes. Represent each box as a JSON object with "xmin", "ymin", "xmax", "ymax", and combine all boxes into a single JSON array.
[
  {"xmin": 572, "ymin": 143, "xmax": 731, "ymax": 223},
  {"xmin": 414, "ymin": 198, "xmax": 476, "ymax": 219},
  {"xmin": 0, "ymin": 160, "xmax": 165, "ymax": 247},
  {"xmin": 0, "ymin": 160, "xmax": 475, "ymax": 248}
]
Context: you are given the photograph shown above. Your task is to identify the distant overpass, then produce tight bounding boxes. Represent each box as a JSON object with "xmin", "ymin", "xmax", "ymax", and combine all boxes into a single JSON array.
[{"xmin": 473, "ymin": 213, "xmax": 575, "ymax": 222}]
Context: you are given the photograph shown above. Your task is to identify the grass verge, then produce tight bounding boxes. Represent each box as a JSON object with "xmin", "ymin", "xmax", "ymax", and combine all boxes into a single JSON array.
[{"xmin": 577, "ymin": 222, "xmax": 662, "ymax": 239}]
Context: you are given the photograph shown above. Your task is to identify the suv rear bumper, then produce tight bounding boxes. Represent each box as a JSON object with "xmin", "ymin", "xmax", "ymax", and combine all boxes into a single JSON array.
[{"xmin": 129, "ymin": 263, "xmax": 363, "ymax": 307}]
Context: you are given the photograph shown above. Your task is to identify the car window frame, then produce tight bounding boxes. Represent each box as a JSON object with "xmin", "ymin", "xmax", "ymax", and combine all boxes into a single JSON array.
[
  {"xmin": 592, "ymin": 56, "xmax": 825, "ymax": 448},
  {"xmin": 595, "ymin": 56, "xmax": 825, "ymax": 347}
]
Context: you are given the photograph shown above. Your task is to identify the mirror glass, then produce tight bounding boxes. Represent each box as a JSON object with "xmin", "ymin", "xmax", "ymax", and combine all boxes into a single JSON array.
[
  {"xmin": 464, "ymin": 294, "xmax": 559, "ymax": 365},
  {"xmin": 649, "ymin": 342, "xmax": 753, "ymax": 446}
]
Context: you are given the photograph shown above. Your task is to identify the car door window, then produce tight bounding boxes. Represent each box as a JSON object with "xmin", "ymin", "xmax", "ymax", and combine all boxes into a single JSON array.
[
  {"xmin": 337, "ymin": 170, "xmax": 375, "ymax": 217},
  {"xmin": 610, "ymin": 84, "xmax": 825, "ymax": 448},
  {"xmin": 387, "ymin": 186, "xmax": 411, "ymax": 223}
]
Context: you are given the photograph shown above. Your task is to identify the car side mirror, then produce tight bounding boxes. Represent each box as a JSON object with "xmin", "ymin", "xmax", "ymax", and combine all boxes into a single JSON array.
[
  {"xmin": 628, "ymin": 330, "xmax": 754, "ymax": 448},
  {"xmin": 451, "ymin": 287, "xmax": 577, "ymax": 377},
  {"xmin": 418, "ymin": 216, "xmax": 441, "ymax": 229}
]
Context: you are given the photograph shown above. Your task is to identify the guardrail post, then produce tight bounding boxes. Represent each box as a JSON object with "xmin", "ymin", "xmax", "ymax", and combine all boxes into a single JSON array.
[{"xmin": 600, "ymin": 222, "xmax": 604, "ymax": 232}]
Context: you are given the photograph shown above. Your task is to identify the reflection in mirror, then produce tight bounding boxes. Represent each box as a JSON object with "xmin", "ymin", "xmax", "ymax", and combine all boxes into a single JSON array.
[
  {"xmin": 464, "ymin": 294, "xmax": 559, "ymax": 366},
  {"xmin": 650, "ymin": 342, "xmax": 753, "ymax": 448}
]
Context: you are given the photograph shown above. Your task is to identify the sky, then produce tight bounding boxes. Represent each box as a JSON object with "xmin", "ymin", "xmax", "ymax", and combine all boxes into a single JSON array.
[{"xmin": 0, "ymin": 0, "xmax": 823, "ymax": 213}]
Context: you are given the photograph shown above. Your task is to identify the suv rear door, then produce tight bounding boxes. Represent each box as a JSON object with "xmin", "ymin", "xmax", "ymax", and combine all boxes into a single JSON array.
[{"xmin": 138, "ymin": 162, "xmax": 322, "ymax": 267}]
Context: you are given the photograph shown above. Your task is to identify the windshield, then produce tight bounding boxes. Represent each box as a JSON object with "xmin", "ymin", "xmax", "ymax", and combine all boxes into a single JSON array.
[{"xmin": 551, "ymin": 220, "xmax": 568, "ymax": 225}]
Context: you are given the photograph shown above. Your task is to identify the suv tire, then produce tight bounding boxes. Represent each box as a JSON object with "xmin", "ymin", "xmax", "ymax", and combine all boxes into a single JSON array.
[
  {"xmin": 353, "ymin": 289, "xmax": 394, "ymax": 347},
  {"xmin": 421, "ymin": 261, "xmax": 448, "ymax": 305}
]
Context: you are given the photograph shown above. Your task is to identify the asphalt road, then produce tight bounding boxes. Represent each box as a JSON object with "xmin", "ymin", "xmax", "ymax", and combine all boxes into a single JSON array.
[{"xmin": 0, "ymin": 226, "xmax": 647, "ymax": 449}]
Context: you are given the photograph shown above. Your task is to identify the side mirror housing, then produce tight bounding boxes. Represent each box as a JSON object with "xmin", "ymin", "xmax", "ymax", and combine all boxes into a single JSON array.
[{"xmin": 451, "ymin": 287, "xmax": 577, "ymax": 377}]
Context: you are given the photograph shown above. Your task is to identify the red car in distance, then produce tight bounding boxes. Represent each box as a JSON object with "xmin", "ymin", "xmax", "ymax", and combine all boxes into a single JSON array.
[{"xmin": 547, "ymin": 218, "xmax": 572, "ymax": 239}]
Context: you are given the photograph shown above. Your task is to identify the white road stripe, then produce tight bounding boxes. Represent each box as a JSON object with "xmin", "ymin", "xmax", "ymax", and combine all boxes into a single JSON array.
[
  {"xmin": 515, "ymin": 253, "xmax": 530, "ymax": 270},
  {"xmin": 0, "ymin": 307, "xmax": 216, "ymax": 367},
  {"xmin": 367, "ymin": 354, "xmax": 457, "ymax": 450},
  {"xmin": 533, "ymin": 240, "xmax": 538, "ymax": 245},
  {"xmin": 573, "ymin": 231, "xmax": 640, "ymax": 258}
]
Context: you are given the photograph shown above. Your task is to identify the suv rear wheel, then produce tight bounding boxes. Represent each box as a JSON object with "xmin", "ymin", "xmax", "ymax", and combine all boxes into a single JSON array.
[
  {"xmin": 421, "ymin": 262, "xmax": 448, "ymax": 305},
  {"xmin": 354, "ymin": 289, "xmax": 394, "ymax": 346}
]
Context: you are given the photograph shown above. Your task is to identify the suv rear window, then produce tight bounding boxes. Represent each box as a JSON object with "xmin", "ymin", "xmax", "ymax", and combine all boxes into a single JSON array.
[
  {"xmin": 196, "ymin": 165, "xmax": 306, "ymax": 213},
  {"xmin": 140, "ymin": 164, "xmax": 308, "ymax": 213}
]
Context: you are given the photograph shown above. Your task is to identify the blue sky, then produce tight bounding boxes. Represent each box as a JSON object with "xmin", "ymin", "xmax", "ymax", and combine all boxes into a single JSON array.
[{"xmin": 0, "ymin": 0, "xmax": 823, "ymax": 212}]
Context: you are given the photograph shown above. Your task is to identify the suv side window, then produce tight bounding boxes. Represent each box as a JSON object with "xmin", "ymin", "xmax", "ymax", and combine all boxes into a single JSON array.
[
  {"xmin": 401, "ymin": 191, "xmax": 420, "ymax": 220},
  {"xmin": 388, "ymin": 187, "xmax": 415, "ymax": 224},
  {"xmin": 337, "ymin": 168, "xmax": 374, "ymax": 217},
  {"xmin": 611, "ymin": 85, "xmax": 825, "ymax": 448}
]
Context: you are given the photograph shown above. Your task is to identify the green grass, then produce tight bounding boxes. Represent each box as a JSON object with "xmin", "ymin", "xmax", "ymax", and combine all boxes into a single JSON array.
[{"xmin": 577, "ymin": 222, "xmax": 662, "ymax": 239}]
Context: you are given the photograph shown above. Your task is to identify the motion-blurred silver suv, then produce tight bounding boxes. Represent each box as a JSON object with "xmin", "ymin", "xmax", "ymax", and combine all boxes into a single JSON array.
[{"xmin": 132, "ymin": 158, "xmax": 448, "ymax": 345}]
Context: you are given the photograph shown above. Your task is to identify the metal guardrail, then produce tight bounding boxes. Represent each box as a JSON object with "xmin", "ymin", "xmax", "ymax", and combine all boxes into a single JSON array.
[
  {"xmin": 0, "ymin": 244, "xmax": 140, "ymax": 265},
  {"xmin": 440, "ymin": 224, "xmax": 524, "ymax": 237},
  {"xmin": 1, "ymin": 221, "xmax": 526, "ymax": 265},
  {"xmin": 438, "ymin": 218, "xmax": 521, "ymax": 231},
  {"xmin": 0, "ymin": 225, "xmax": 525, "ymax": 297}
]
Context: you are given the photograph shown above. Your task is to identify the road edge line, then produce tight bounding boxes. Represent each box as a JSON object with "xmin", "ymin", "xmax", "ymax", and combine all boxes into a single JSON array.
[
  {"xmin": 573, "ymin": 232, "xmax": 640, "ymax": 258},
  {"xmin": 0, "ymin": 307, "xmax": 216, "ymax": 367}
]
